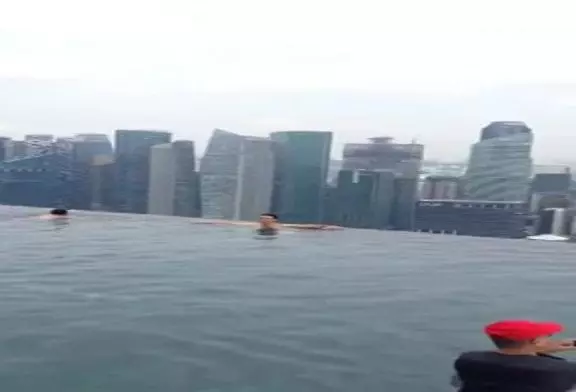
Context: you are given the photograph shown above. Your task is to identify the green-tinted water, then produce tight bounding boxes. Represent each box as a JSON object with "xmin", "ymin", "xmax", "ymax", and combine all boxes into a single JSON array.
[{"xmin": 1, "ymin": 206, "xmax": 575, "ymax": 392}]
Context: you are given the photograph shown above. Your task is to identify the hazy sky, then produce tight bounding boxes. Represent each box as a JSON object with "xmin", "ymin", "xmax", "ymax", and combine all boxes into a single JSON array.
[{"xmin": 2, "ymin": 0, "xmax": 576, "ymax": 162}]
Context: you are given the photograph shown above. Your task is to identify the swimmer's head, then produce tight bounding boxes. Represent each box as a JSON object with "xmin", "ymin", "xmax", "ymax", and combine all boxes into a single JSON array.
[
  {"xmin": 49, "ymin": 208, "xmax": 68, "ymax": 216},
  {"xmin": 259, "ymin": 212, "xmax": 278, "ymax": 228}
]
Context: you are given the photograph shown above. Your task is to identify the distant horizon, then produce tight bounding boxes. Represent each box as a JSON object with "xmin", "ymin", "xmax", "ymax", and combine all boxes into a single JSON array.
[{"xmin": 0, "ymin": 116, "xmax": 576, "ymax": 167}]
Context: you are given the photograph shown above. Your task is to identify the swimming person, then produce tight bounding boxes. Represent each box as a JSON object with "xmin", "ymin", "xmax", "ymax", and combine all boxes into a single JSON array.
[
  {"xmin": 256, "ymin": 212, "xmax": 343, "ymax": 234},
  {"xmin": 50, "ymin": 209, "xmax": 69, "ymax": 217},
  {"xmin": 452, "ymin": 319, "xmax": 576, "ymax": 392},
  {"xmin": 256, "ymin": 213, "xmax": 280, "ymax": 236},
  {"xmin": 38, "ymin": 208, "xmax": 69, "ymax": 220}
]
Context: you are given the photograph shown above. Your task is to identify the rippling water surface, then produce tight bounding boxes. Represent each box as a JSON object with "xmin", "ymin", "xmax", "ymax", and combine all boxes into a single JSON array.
[{"xmin": 1, "ymin": 206, "xmax": 576, "ymax": 392}]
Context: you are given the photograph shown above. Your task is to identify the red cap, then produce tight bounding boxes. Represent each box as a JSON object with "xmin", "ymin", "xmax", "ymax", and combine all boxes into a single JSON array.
[{"xmin": 484, "ymin": 320, "xmax": 564, "ymax": 341}]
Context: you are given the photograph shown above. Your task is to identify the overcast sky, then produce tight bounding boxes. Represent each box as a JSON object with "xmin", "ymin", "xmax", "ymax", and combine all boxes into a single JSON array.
[{"xmin": 2, "ymin": 0, "xmax": 576, "ymax": 163}]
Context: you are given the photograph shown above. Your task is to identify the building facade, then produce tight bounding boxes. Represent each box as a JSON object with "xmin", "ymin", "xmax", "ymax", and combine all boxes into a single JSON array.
[
  {"xmin": 529, "ymin": 172, "xmax": 572, "ymax": 212},
  {"xmin": 233, "ymin": 137, "xmax": 275, "ymax": 221},
  {"xmin": 270, "ymin": 131, "xmax": 332, "ymax": 223},
  {"xmin": 200, "ymin": 130, "xmax": 275, "ymax": 221},
  {"xmin": 324, "ymin": 169, "xmax": 396, "ymax": 229},
  {"xmin": 0, "ymin": 137, "xmax": 10, "ymax": 162},
  {"xmin": 148, "ymin": 141, "xmax": 202, "ymax": 217},
  {"xmin": 420, "ymin": 176, "xmax": 460, "ymax": 200},
  {"xmin": 414, "ymin": 200, "xmax": 528, "ymax": 238},
  {"xmin": 199, "ymin": 129, "xmax": 244, "ymax": 219},
  {"xmin": 89, "ymin": 155, "xmax": 115, "ymax": 211},
  {"xmin": 536, "ymin": 208, "xmax": 572, "ymax": 236},
  {"xmin": 5, "ymin": 140, "xmax": 28, "ymax": 160},
  {"xmin": 0, "ymin": 153, "xmax": 73, "ymax": 207},
  {"xmin": 72, "ymin": 134, "xmax": 113, "ymax": 164},
  {"xmin": 531, "ymin": 172, "xmax": 571, "ymax": 194},
  {"xmin": 114, "ymin": 130, "xmax": 172, "ymax": 213},
  {"xmin": 464, "ymin": 122, "xmax": 533, "ymax": 201},
  {"xmin": 342, "ymin": 137, "xmax": 424, "ymax": 177},
  {"xmin": 391, "ymin": 177, "xmax": 419, "ymax": 230},
  {"xmin": 24, "ymin": 134, "xmax": 54, "ymax": 157}
]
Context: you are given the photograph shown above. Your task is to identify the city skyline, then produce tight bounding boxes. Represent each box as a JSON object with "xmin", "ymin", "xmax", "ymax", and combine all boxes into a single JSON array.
[{"xmin": 0, "ymin": 126, "xmax": 574, "ymax": 238}]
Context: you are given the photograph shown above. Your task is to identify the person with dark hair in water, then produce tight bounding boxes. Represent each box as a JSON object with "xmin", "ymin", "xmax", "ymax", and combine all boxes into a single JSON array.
[
  {"xmin": 256, "ymin": 212, "xmax": 341, "ymax": 235},
  {"xmin": 49, "ymin": 209, "xmax": 68, "ymax": 217},
  {"xmin": 452, "ymin": 320, "xmax": 576, "ymax": 392},
  {"xmin": 256, "ymin": 213, "xmax": 280, "ymax": 236}
]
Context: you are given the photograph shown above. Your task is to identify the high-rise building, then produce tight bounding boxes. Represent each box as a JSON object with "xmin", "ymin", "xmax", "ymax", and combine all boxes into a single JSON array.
[
  {"xmin": 200, "ymin": 129, "xmax": 244, "ymax": 219},
  {"xmin": 0, "ymin": 153, "xmax": 72, "ymax": 207},
  {"xmin": 24, "ymin": 134, "xmax": 54, "ymax": 156},
  {"xmin": 72, "ymin": 134, "xmax": 113, "ymax": 163},
  {"xmin": 324, "ymin": 169, "xmax": 396, "ymax": 229},
  {"xmin": 529, "ymin": 171, "xmax": 572, "ymax": 212},
  {"xmin": 463, "ymin": 121, "xmax": 533, "ymax": 201},
  {"xmin": 5, "ymin": 140, "xmax": 28, "ymax": 160},
  {"xmin": 420, "ymin": 176, "xmax": 460, "ymax": 200},
  {"xmin": 199, "ymin": 129, "xmax": 274, "ymax": 220},
  {"xmin": 148, "ymin": 141, "xmax": 202, "ymax": 217},
  {"xmin": 391, "ymin": 177, "xmax": 419, "ymax": 230},
  {"xmin": 89, "ymin": 155, "xmax": 115, "ymax": 211},
  {"xmin": 0, "ymin": 137, "xmax": 10, "ymax": 162},
  {"xmin": 531, "ymin": 172, "xmax": 571, "ymax": 194},
  {"xmin": 64, "ymin": 134, "xmax": 114, "ymax": 210},
  {"xmin": 342, "ymin": 137, "xmax": 424, "ymax": 178},
  {"xmin": 114, "ymin": 130, "xmax": 172, "ymax": 213},
  {"xmin": 341, "ymin": 136, "xmax": 423, "ymax": 230},
  {"xmin": 233, "ymin": 137, "xmax": 275, "ymax": 221},
  {"xmin": 270, "ymin": 131, "xmax": 332, "ymax": 224}
]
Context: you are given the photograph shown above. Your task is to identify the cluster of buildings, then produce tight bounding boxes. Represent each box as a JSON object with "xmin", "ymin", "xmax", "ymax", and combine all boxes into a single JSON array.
[{"xmin": 0, "ymin": 122, "xmax": 574, "ymax": 239}]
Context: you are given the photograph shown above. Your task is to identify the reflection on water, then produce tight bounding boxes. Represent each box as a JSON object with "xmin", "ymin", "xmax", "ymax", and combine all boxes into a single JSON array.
[{"xmin": 1, "ymin": 206, "xmax": 576, "ymax": 392}]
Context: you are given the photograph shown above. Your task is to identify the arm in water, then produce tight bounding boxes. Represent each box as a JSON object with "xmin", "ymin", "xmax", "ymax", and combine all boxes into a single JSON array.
[{"xmin": 282, "ymin": 224, "xmax": 342, "ymax": 231}]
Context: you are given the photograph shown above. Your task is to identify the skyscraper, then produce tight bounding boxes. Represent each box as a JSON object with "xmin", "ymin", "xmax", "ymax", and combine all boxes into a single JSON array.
[
  {"xmin": 5, "ymin": 140, "xmax": 28, "ymax": 160},
  {"xmin": 529, "ymin": 171, "xmax": 572, "ymax": 212},
  {"xmin": 0, "ymin": 137, "xmax": 10, "ymax": 162},
  {"xmin": 72, "ymin": 134, "xmax": 113, "ymax": 163},
  {"xmin": 233, "ymin": 137, "xmax": 275, "ymax": 221},
  {"xmin": 200, "ymin": 129, "xmax": 244, "ymax": 219},
  {"xmin": 420, "ymin": 176, "xmax": 460, "ymax": 200},
  {"xmin": 270, "ymin": 131, "xmax": 332, "ymax": 223},
  {"xmin": 148, "ymin": 141, "xmax": 201, "ymax": 217},
  {"xmin": 342, "ymin": 137, "xmax": 424, "ymax": 177},
  {"xmin": 89, "ymin": 155, "xmax": 115, "ymax": 211},
  {"xmin": 68, "ymin": 134, "xmax": 114, "ymax": 210},
  {"xmin": 342, "ymin": 136, "xmax": 424, "ymax": 230},
  {"xmin": 114, "ymin": 130, "xmax": 172, "ymax": 213},
  {"xmin": 0, "ymin": 153, "xmax": 72, "ymax": 207},
  {"xmin": 24, "ymin": 134, "xmax": 54, "ymax": 156},
  {"xmin": 325, "ymin": 169, "xmax": 396, "ymax": 229},
  {"xmin": 199, "ymin": 129, "xmax": 274, "ymax": 220},
  {"xmin": 464, "ymin": 122, "xmax": 533, "ymax": 201}
]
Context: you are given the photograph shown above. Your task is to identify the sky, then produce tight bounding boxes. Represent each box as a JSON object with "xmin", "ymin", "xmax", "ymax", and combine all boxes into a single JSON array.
[{"xmin": 2, "ymin": 0, "xmax": 576, "ymax": 163}]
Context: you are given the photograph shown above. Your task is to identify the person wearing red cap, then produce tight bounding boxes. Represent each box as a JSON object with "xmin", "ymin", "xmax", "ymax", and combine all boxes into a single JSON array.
[{"xmin": 451, "ymin": 320, "xmax": 576, "ymax": 392}]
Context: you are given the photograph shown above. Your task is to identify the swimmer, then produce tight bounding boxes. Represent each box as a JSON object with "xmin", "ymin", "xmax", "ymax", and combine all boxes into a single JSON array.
[
  {"xmin": 50, "ymin": 208, "xmax": 68, "ymax": 217},
  {"xmin": 38, "ymin": 208, "xmax": 69, "ymax": 220},
  {"xmin": 256, "ymin": 213, "xmax": 280, "ymax": 236},
  {"xmin": 258, "ymin": 213, "xmax": 342, "ymax": 232}
]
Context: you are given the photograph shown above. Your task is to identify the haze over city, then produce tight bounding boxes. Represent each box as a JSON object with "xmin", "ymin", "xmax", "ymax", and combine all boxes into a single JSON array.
[{"xmin": 2, "ymin": 0, "xmax": 576, "ymax": 163}]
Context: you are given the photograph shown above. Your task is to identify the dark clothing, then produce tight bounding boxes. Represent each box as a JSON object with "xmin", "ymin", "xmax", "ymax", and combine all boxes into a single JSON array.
[
  {"xmin": 453, "ymin": 351, "xmax": 576, "ymax": 392},
  {"xmin": 256, "ymin": 227, "xmax": 278, "ymax": 236}
]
